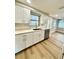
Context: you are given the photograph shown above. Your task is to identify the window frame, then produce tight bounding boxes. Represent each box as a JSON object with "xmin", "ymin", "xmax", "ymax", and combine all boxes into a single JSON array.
[
  {"xmin": 30, "ymin": 11, "xmax": 41, "ymax": 28},
  {"xmin": 57, "ymin": 19, "xmax": 64, "ymax": 29}
]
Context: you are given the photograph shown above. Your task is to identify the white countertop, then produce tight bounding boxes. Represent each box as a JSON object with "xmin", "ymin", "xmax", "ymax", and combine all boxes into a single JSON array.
[{"xmin": 15, "ymin": 29, "xmax": 34, "ymax": 35}]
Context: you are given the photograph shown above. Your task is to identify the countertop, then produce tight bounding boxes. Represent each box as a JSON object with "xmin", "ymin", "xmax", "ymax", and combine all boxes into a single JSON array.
[
  {"xmin": 15, "ymin": 29, "xmax": 34, "ymax": 35},
  {"xmin": 56, "ymin": 28, "xmax": 64, "ymax": 34},
  {"xmin": 15, "ymin": 29, "xmax": 44, "ymax": 35}
]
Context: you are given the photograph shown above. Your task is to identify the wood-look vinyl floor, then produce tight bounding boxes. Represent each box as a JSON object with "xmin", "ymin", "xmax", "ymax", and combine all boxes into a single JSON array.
[{"xmin": 15, "ymin": 39, "xmax": 62, "ymax": 59}]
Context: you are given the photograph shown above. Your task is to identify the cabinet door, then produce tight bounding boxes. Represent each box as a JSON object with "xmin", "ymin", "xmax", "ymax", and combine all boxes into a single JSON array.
[
  {"xmin": 33, "ymin": 30, "xmax": 44, "ymax": 44},
  {"xmin": 15, "ymin": 5, "xmax": 24, "ymax": 23},
  {"xmin": 38, "ymin": 30, "xmax": 44, "ymax": 41},
  {"xmin": 40, "ymin": 30, "xmax": 44, "ymax": 40},
  {"xmin": 15, "ymin": 35, "xmax": 26, "ymax": 53},
  {"xmin": 24, "ymin": 33, "xmax": 34, "ymax": 48},
  {"xmin": 15, "ymin": 5, "xmax": 30, "ymax": 23},
  {"xmin": 33, "ymin": 31, "xmax": 38, "ymax": 44},
  {"xmin": 24, "ymin": 8, "xmax": 30, "ymax": 23}
]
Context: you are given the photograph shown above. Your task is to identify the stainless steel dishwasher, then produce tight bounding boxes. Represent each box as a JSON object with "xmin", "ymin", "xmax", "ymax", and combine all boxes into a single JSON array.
[{"xmin": 44, "ymin": 29, "xmax": 50, "ymax": 39}]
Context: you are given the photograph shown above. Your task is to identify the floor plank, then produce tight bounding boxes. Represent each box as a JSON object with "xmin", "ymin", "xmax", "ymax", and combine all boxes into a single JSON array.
[{"xmin": 15, "ymin": 39, "xmax": 63, "ymax": 59}]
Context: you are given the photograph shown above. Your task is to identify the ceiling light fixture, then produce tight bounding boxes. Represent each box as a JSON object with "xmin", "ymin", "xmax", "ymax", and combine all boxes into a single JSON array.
[
  {"xmin": 55, "ymin": 14, "xmax": 58, "ymax": 17},
  {"xmin": 27, "ymin": 0, "xmax": 31, "ymax": 3}
]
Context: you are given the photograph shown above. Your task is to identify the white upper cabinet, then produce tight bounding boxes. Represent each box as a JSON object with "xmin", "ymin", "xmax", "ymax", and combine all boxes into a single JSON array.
[
  {"xmin": 15, "ymin": 5, "xmax": 30, "ymax": 23},
  {"xmin": 15, "ymin": 5, "xmax": 24, "ymax": 23},
  {"xmin": 40, "ymin": 15, "xmax": 50, "ymax": 29},
  {"xmin": 23, "ymin": 8, "xmax": 30, "ymax": 23}
]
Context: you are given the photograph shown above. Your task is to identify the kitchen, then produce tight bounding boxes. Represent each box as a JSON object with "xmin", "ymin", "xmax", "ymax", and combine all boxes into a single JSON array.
[{"xmin": 15, "ymin": 0, "xmax": 64, "ymax": 59}]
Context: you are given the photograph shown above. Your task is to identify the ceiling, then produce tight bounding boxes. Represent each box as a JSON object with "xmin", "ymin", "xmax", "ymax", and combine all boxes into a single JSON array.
[{"xmin": 16, "ymin": 0, "xmax": 64, "ymax": 18}]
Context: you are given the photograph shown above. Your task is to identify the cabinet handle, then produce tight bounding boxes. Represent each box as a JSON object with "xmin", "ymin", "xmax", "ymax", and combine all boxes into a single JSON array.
[
  {"xmin": 23, "ymin": 38, "xmax": 26, "ymax": 41},
  {"xmin": 23, "ymin": 35, "xmax": 26, "ymax": 37},
  {"xmin": 23, "ymin": 35, "xmax": 27, "ymax": 41},
  {"xmin": 39, "ymin": 34, "xmax": 41, "ymax": 36}
]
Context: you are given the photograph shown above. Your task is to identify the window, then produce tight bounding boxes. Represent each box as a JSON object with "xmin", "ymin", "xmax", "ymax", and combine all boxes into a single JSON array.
[
  {"xmin": 30, "ymin": 11, "xmax": 40, "ymax": 29},
  {"xmin": 57, "ymin": 19, "xmax": 64, "ymax": 29},
  {"xmin": 58, "ymin": 19, "xmax": 64, "ymax": 28}
]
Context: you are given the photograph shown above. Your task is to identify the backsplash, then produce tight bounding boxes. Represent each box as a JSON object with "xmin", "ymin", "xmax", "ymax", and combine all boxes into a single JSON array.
[{"xmin": 15, "ymin": 23, "xmax": 31, "ymax": 30}]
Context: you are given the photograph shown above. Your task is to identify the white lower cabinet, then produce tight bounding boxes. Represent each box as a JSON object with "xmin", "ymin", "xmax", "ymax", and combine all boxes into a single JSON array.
[
  {"xmin": 15, "ymin": 30, "xmax": 44, "ymax": 53},
  {"xmin": 34, "ymin": 30, "xmax": 44, "ymax": 44},
  {"xmin": 33, "ymin": 31, "xmax": 39, "ymax": 44},
  {"xmin": 24, "ymin": 32, "xmax": 34, "ymax": 48},
  {"xmin": 39, "ymin": 30, "xmax": 44, "ymax": 41},
  {"xmin": 15, "ymin": 35, "xmax": 26, "ymax": 53}
]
